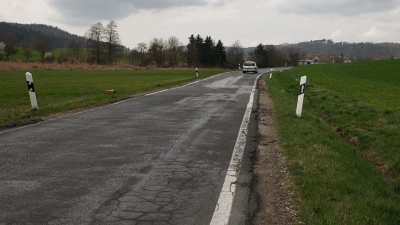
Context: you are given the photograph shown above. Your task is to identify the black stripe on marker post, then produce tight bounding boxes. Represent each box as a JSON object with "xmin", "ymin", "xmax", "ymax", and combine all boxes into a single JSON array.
[
  {"xmin": 299, "ymin": 83, "xmax": 306, "ymax": 95},
  {"xmin": 27, "ymin": 81, "xmax": 35, "ymax": 92}
]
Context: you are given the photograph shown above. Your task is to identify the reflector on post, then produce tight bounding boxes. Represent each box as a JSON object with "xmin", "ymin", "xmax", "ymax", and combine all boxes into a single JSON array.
[
  {"xmin": 26, "ymin": 72, "xmax": 38, "ymax": 110},
  {"xmin": 296, "ymin": 76, "xmax": 307, "ymax": 117}
]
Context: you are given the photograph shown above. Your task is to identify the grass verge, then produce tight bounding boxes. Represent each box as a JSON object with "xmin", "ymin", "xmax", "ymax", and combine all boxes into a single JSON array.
[
  {"xmin": 0, "ymin": 69, "xmax": 226, "ymax": 128},
  {"xmin": 266, "ymin": 60, "xmax": 400, "ymax": 224}
]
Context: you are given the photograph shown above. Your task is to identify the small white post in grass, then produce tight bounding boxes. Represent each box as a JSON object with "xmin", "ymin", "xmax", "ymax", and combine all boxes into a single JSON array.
[
  {"xmin": 296, "ymin": 76, "xmax": 307, "ymax": 117},
  {"xmin": 25, "ymin": 72, "xmax": 38, "ymax": 110},
  {"xmin": 238, "ymin": 64, "xmax": 240, "ymax": 70},
  {"xmin": 270, "ymin": 68, "xmax": 273, "ymax": 78},
  {"xmin": 196, "ymin": 68, "xmax": 198, "ymax": 77}
]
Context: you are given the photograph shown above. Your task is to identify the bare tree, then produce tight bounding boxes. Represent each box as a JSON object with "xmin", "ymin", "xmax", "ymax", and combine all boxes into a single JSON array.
[
  {"xmin": 104, "ymin": 20, "xmax": 121, "ymax": 63},
  {"xmin": 34, "ymin": 37, "xmax": 53, "ymax": 62},
  {"xmin": 68, "ymin": 38, "xmax": 83, "ymax": 62},
  {"xmin": 149, "ymin": 38, "xmax": 165, "ymax": 67},
  {"xmin": 128, "ymin": 49, "xmax": 139, "ymax": 65},
  {"xmin": 137, "ymin": 42, "xmax": 147, "ymax": 63},
  {"xmin": 289, "ymin": 52, "xmax": 300, "ymax": 66},
  {"xmin": 85, "ymin": 22, "xmax": 104, "ymax": 64},
  {"xmin": 4, "ymin": 32, "xmax": 19, "ymax": 60},
  {"xmin": 226, "ymin": 40, "xmax": 244, "ymax": 69},
  {"xmin": 22, "ymin": 44, "xmax": 32, "ymax": 61},
  {"xmin": 166, "ymin": 36, "xmax": 181, "ymax": 67}
]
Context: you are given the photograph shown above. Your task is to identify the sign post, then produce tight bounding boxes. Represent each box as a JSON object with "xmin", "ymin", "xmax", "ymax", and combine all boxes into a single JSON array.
[
  {"xmin": 25, "ymin": 72, "xmax": 38, "ymax": 110},
  {"xmin": 296, "ymin": 76, "xmax": 307, "ymax": 117}
]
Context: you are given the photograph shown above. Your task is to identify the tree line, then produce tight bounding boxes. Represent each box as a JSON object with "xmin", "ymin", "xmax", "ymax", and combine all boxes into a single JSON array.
[
  {"xmin": 243, "ymin": 43, "xmax": 304, "ymax": 68},
  {"xmin": 0, "ymin": 21, "xmax": 303, "ymax": 67},
  {"xmin": 2, "ymin": 22, "xmax": 400, "ymax": 66},
  {"xmin": 286, "ymin": 39, "xmax": 400, "ymax": 61}
]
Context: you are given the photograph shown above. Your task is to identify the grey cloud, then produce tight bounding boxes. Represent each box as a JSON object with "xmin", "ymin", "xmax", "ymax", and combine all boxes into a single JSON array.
[
  {"xmin": 46, "ymin": 0, "xmax": 209, "ymax": 25},
  {"xmin": 277, "ymin": 0, "xmax": 400, "ymax": 16},
  {"xmin": 128, "ymin": 0, "xmax": 207, "ymax": 9}
]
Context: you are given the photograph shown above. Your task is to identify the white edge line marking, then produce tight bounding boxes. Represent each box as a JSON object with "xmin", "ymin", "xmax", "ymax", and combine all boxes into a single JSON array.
[
  {"xmin": 210, "ymin": 73, "xmax": 264, "ymax": 225},
  {"xmin": 0, "ymin": 72, "xmax": 231, "ymax": 135}
]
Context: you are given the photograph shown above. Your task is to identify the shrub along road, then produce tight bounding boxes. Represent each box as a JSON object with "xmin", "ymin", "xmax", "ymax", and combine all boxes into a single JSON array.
[{"xmin": 0, "ymin": 69, "xmax": 280, "ymax": 224}]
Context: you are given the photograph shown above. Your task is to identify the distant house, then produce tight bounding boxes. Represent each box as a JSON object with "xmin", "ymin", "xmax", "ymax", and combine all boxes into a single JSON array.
[
  {"xmin": 299, "ymin": 54, "xmax": 320, "ymax": 65},
  {"xmin": 343, "ymin": 57, "xmax": 352, "ymax": 63},
  {"xmin": 298, "ymin": 60, "xmax": 315, "ymax": 65},
  {"xmin": 312, "ymin": 56, "xmax": 320, "ymax": 64},
  {"xmin": 307, "ymin": 54, "xmax": 321, "ymax": 64}
]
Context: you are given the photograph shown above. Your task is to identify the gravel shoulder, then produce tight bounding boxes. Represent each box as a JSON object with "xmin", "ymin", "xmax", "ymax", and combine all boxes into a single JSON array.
[{"xmin": 249, "ymin": 75, "xmax": 299, "ymax": 224}]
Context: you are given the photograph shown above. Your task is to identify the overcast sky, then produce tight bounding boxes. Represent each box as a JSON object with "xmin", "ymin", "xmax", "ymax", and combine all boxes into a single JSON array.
[{"xmin": 1, "ymin": 0, "xmax": 400, "ymax": 49}]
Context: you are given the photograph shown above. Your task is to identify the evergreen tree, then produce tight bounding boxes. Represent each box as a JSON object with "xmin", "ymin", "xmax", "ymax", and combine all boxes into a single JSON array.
[
  {"xmin": 252, "ymin": 44, "xmax": 268, "ymax": 68},
  {"xmin": 203, "ymin": 36, "xmax": 215, "ymax": 67},
  {"xmin": 187, "ymin": 34, "xmax": 198, "ymax": 67},
  {"xmin": 194, "ymin": 34, "xmax": 204, "ymax": 66},
  {"xmin": 214, "ymin": 40, "xmax": 227, "ymax": 68},
  {"xmin": 187, "ymin": 34, "xmax": 226, "ymax": 67}
]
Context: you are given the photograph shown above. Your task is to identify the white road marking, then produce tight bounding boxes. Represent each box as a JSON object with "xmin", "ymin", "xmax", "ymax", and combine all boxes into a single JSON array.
[{"xmin": 210, "ymin": 73, "xmax": 264, "ymax": 225}]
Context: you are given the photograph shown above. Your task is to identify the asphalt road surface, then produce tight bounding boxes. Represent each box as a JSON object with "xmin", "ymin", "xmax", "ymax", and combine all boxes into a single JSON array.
[{"xmin": 0, "ymin": 69, "xmax": 277, "ymax": 225}]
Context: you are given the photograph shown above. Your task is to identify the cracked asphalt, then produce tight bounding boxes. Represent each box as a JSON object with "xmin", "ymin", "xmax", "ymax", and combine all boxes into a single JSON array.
[{"xmin": 0, "ymin": 70, "xmax": 263, "ymax": 225}]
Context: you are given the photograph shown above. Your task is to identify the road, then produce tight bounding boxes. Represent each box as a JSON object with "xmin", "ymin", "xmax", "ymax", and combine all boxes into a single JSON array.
[{"xmin": 0, "ymin": 68, "xmax": 278, "ymax": 225}]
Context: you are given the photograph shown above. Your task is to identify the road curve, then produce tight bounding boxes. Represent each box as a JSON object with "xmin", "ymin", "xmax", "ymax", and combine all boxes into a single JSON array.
[{"xmin": 0, "ymin": 69, "xmax": 275, "ymax": 224}]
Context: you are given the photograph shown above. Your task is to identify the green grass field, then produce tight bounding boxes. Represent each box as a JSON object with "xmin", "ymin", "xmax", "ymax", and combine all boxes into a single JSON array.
[
  {"xmin": 0, "ymin": 69, "xmax": 226, "ymax": 127},
  {"xmin": 266, "ymin": 60, "xmax": 400, "ymax": 224}
]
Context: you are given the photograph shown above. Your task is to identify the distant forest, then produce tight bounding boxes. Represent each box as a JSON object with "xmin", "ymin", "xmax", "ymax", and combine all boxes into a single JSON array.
[{"xmin": 0, "ymin": 22, "xmax": 85, "ymax": 48}]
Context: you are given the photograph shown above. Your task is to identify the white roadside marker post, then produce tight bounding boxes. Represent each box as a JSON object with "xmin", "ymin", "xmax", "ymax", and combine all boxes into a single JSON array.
[
  {"xmin": 296, "ymin": 76, "xmax": 307, "ymax": 117},
  {"xmin": 238, "ymin": 64, "xmax": 240, "ymax": 70},
  {"xmin": 25, "ymin": 72, "xmax": 38, "ymax": 110},
  {"xmin": 196, "ymin": 68, "xmax": 198, "ymax": 77},
  {"xmin": 270, "ymin": 68, "xmax": 273, "ymax": 78}
]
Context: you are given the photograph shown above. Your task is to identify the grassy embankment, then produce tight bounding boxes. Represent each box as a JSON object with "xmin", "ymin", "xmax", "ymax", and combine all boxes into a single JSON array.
[
  {"xmin": 0, "ymin": 69, "xmax": 226, "ymax": 127},
  {"xmin": 266, "ymin": 60, "xmax": 400, "ymax": 224}
]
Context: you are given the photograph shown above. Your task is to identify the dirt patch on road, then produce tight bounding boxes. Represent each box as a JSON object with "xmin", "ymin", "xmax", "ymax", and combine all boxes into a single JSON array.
[{"xmin": 249, "ymin": 75, "xmax": 299, "ymax": 224}]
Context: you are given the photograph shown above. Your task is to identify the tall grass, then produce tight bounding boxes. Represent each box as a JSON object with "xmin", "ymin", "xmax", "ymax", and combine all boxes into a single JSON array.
[
  {"xmin": 0, "ymin": 61, "xmax": 139, "ymax": 71},
  {"xmin": 266, "ymin": 60, "xmax": 400, "ymax": 224},
  {"xmin": 5, "ymin": 47, "xmax": 89, "ymax": 62},
  {"xmin": 0, "ymin": 69, "xmax": 226, "ymax": 127}
]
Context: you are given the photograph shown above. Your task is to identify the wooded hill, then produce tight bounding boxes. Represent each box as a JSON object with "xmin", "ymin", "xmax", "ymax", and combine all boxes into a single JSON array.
[
  {"xmin": 279, "ymin": 39, "xmax": 400, "ymax": 60},
  {"xmin": 0, "ymin": 22, "xmax": 85, "ymax": 48}
]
